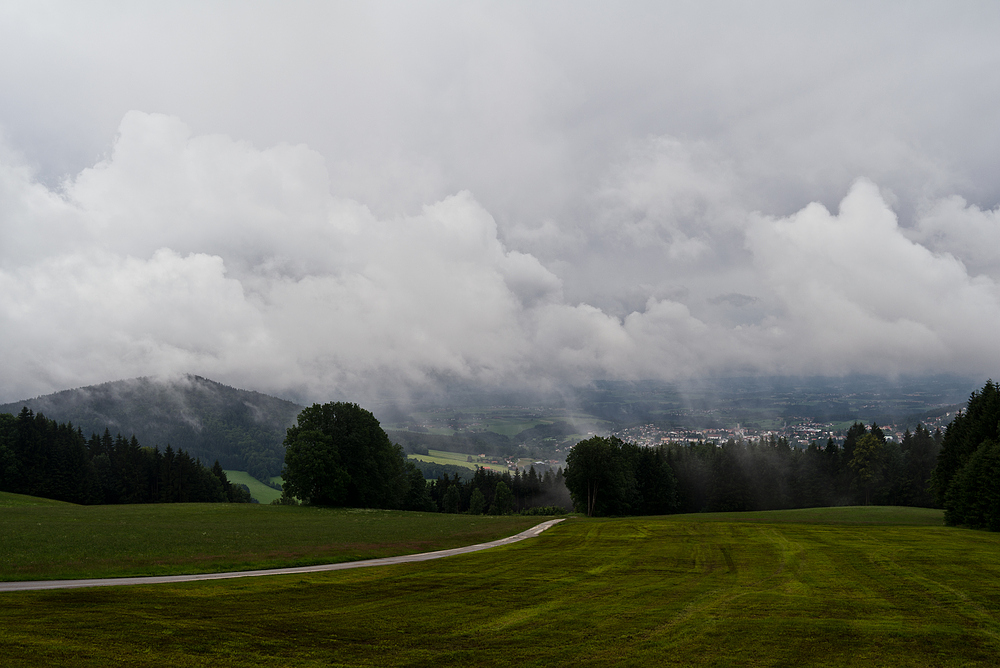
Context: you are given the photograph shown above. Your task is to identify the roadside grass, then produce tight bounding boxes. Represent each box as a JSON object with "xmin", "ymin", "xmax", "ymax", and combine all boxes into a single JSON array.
[
  {"xmin": 407, "ymin": 449, "xmax": 508, "ymax": 472},
  {"xmin": 0, "ymin": 502, "xmax": 545, "ymax": 581},
  {"xmin": 3, "ymin": 506, "xmax": 999, "ymax": 666},
  {"xmin": 222, "ymin": 470, "xmax": 282, "ymax": 504}
]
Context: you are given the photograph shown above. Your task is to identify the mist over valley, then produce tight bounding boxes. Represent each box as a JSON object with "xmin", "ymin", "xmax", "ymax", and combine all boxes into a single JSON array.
[{"xmin": 1, "ymin": 373, "xmax": 979, "ymax": 487}]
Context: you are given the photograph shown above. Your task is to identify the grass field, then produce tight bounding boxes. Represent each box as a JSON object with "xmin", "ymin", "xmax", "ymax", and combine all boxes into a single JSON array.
[
  {"xmin": 0, "ymin": 492, "xmax": 544, "ymax": 581},
  {"xmin": 0, "ymin": 491, "xmax": 71, "ymax": 507},
  {"xmin": 4, "ymin": 504, "xmax": 1000, "ymax": 666},
  {"xmin": 407, "ymin": 448, "xmax": 509, "ymax": 472},
  {"xmin": 483, "ymin": 419, "xmax": 544, "ymax": 437},
  {"xmin": 222, "ymin": 470, "xmax": 283, "ymax": 504}
]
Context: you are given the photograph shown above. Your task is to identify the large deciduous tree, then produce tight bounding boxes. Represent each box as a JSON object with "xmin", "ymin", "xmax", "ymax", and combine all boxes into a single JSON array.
[{"xmin": 281, "ymin": 402, "xmax": 429, "ymax": 509}]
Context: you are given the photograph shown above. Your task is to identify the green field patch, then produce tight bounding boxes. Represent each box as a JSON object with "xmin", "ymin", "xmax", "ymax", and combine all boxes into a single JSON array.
[
  {"xmin": 2, "ymin": 507, "xmax": 999, "ymax": 666},
  {"xmin": 222, "ymin": 470, "xmax": 282, "ymax": 504},
  {"xmin": 407, "ymin": 449, "xmax": 508, "ymax": 473},
  {"xmin": 483, "ymin": 419, "xmax": 547, "ymax": 437}
]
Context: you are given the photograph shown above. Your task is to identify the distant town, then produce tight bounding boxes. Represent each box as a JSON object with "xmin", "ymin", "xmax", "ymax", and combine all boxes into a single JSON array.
[{"xmin": 611, "ymin": 411, "xmax": 956, "ymax": 449}]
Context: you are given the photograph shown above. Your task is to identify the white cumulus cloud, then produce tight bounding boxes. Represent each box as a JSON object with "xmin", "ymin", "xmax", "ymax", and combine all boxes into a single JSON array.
[
  {"xmin": 3, "ymin": 114, "xmax": 1000, "ymax": 403},
  {"xmin": 745, "ymin": 179, "xmax": 1000, "ymax": 375}
]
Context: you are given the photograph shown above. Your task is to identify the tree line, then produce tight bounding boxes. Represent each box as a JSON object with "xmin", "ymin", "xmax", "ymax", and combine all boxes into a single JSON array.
[
  {"xmin": 933, "ymin": 380, "xmax": 1000, "ymax": 529},
  {"xmin": 565, "ymin": 436, "xmax": 679, "ymax": 516},
  {"xmin": 565, "ymin": 422, "xmax": 943, "ymax": 516},
  {"xmin": 427, "ymin": 466, "xmax": 571, "ymax": 515},
  {"xmin": 0, "ymin": 408, "xmax": 251, "ymax": 504},
  {"xmin": 564, "ymin": 380, "xmax": 1000, "ymax": 528},
  {"xmin": 668, "ymin": 422, "xmax": 940, "ymax": 513}
]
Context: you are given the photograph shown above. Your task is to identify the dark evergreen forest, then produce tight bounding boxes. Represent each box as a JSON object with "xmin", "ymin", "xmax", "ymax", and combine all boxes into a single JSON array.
[
  {"xmin": 934, "ymin": 380, "xmax": 1000, "ymax": 529},
  {"xmin": 564, "ymin": 424, "xmax": 942, "ymax": 516},
  {"xmin": 0, "ymin": 408, "xmax": 251, "ymax": 505},
  {"xmin": 427, "ymin": 466, "xmax": 572, "ymax": 515}
]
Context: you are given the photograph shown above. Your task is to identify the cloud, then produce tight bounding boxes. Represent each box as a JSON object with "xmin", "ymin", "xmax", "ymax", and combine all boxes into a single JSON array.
[
  {"xmin": 909, "ymin": 196, "xmax": 1000, "ymax": 281},
  {"xmin": 0, "ymin": 114, "xmax": 580, "ymax": 401},
  {"xmin": 745, "ymin": 179, "xmax": 1000, "ymax": 375},
  {"xmin": 2, "ymin": 114, "xmax": 1000, "ymax": 404}
]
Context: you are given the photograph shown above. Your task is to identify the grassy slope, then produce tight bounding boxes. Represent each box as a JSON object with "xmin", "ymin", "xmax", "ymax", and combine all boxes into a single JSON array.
[
  {"xmin": 4, "ymin": 506, "xmax": 1000, "ymax": 666},
  {"xmin": 222, "ymin": 470, "xmax": 282, "ymax": 504},
  {"xmin": 0, "ymin": 491, "xmax": 72, "ymax": 507},
  {"xmin": 0, "ymin": 502, "xmax": 545, "ymax": 581}
]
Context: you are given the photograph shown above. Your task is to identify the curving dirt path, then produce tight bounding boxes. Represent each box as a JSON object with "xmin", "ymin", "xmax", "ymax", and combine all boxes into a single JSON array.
[{"xmin": 0, "ymin": 518, "xmax": 566, "ymax": 593}]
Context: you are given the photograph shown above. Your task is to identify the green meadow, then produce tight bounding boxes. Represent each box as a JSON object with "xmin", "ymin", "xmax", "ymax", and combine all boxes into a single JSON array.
[
  {"xmin": 407, "ymin": 448, "xmax": 509, "ymax": 473},
  {"xmin": 3, "ymin": 499, "xmax": 1000, "ymax": 666},
  {"xmin": 0, "ymin": 491, "xmax": 543, "ymax": 580},
  {"xmin": 222, "ymin": 470, "xmax": 283, "ymax": 504}
]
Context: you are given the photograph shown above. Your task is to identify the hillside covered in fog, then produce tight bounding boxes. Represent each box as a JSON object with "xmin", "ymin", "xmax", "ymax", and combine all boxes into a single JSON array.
[{"xmin": 0, "ymin": 375, "xmax": 302, "ymax": 480}]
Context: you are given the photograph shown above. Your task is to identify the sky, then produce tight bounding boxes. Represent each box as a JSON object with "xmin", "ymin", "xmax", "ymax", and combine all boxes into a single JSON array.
[{"xmin": 1, "ymin": 1, "xmax": 1000, "ymax": 405}]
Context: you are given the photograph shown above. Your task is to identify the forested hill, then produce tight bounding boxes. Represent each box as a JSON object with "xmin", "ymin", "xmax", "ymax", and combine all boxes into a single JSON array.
[{"xmin": 0, "ymin": 376, "xmax": 303, "ymax": 481}]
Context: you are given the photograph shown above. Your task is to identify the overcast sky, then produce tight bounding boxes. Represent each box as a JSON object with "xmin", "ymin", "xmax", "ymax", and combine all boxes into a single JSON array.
[{"xmin": 1, "ymin": 1, "xmax": 999, "ymax": 404}]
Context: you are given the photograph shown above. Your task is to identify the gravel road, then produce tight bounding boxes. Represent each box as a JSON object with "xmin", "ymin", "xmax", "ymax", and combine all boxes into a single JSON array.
[{"xmin": 0, "ymin": 518, "xmax": 566, "ymax": 592}]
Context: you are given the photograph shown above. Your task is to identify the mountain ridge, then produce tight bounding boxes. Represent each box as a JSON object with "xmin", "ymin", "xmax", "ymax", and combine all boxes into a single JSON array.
[{"xmin": 0, "ymin": 375, "xmax": 304, "ymax": 480}]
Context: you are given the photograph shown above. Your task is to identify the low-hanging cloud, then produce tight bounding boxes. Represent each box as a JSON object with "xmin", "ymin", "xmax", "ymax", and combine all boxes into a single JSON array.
[{"xmin": 1, "ymin": 113, "xmax": 999, "ymax": 404}]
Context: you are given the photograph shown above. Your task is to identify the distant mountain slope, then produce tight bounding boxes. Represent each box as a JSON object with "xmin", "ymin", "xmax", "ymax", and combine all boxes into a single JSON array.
[{"xmin": 0, "ymin": 376, "xmax": 303, "ymax": 480}]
